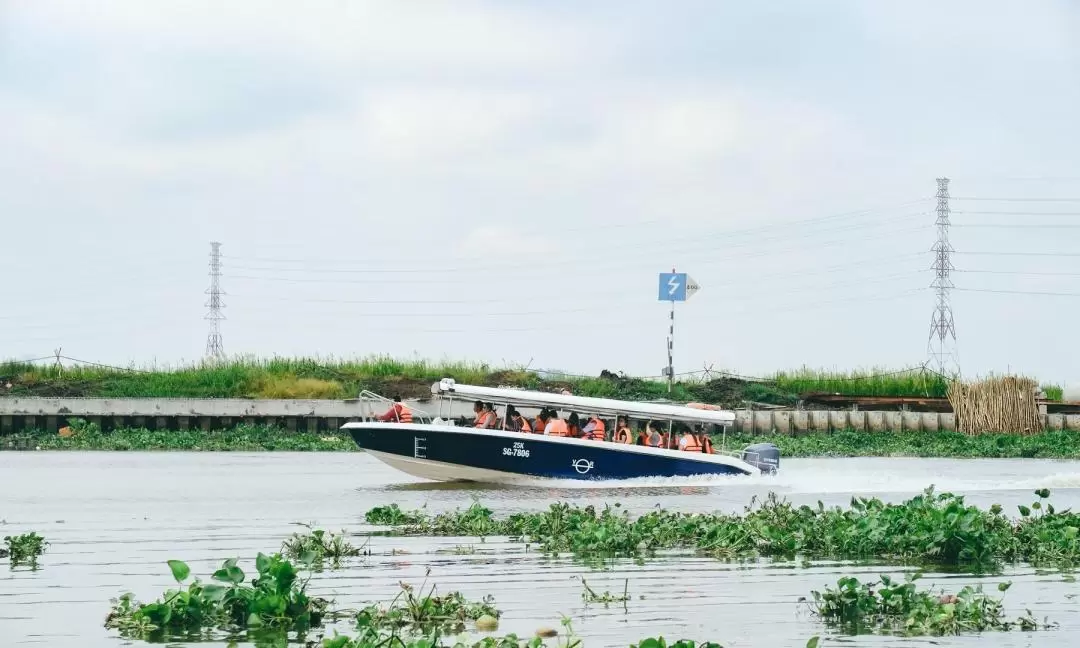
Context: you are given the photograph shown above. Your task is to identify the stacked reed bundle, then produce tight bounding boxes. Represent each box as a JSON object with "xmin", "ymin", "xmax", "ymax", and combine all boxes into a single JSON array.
[{"xmin": 948, "ymin": 375, "xmax": 1041, "ymax": 436}]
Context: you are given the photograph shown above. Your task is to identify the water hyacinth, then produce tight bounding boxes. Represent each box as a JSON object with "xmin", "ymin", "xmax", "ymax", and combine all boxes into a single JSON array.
[
  {"xmin": 364, "ymin": 488, "xmax": 1080, "ymax": 569},
  {"xmin": 104, "ymin": 554, "xmax": 329, "ymax": 640},
  {"xmin": 808, "ymin": 574, "xmax": 1054, "ymax": 635},
  {"xmin": 281, "ymin": 524, "xmax": 365, "ymax": 568},
  {"xmin": 3, "ymin": 532, "xmax": 48, "ymax": 569}
]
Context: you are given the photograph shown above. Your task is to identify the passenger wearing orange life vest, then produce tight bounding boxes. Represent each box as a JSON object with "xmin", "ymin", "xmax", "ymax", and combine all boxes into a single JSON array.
[
  {"xmin": 644, "ymin": 421, "xmax": 662, "ymax": 447},
  {"xmin": 376, "ymin": 395, "xmax": 413, "ymax": 423},
  {"xmin": 613, "ymin": 416, "xmax": 633, "ymax": 444},
  {"xmin": 531, "ymin": 409, "xmax": 548, "ymax": 435},
  {"xmin": 544, "ymin": 411, "xmax": 570, "ymax": 437},
  {"xmin": 507, "ymin": 407, "xmax": 531, "ymax": 433},
  {"xmin": 473, "ymin": 401, "xmax": 497, "ymax": 429},
  {"xmin": 701, "ymin": 433, "xmax": 715, "ymax": 454},
  {"xmin": 566, "ymin": 412, "xmax": 582, "ymax": 438},
  {"xmin": 581, "ymin": 415, "xmax": 606, "ymax": 441},
  {"xmin": 678, "ymin": 424, "xmax": 702, "ymax": 452}
]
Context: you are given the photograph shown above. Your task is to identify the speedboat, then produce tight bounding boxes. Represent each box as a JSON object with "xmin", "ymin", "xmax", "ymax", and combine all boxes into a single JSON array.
[{"xmin": 342, "ymin": 378, "xmax": 779, "ymax": 483}]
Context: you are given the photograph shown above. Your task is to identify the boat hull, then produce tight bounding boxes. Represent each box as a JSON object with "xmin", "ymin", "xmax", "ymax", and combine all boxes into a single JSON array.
[{"xmin": 346, "ymin": 423, "xmax": 756, "ymax": 482}]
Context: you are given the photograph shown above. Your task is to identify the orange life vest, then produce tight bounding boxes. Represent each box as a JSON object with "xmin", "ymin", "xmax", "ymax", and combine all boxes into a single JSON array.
[
  {"xmin": 546, "ymin": 419, "xmax": 569, "ymax": 437},
  {"xmin": 702, "ymin": 436, "xmax": 714, "ymax": 454},
  {"xmin": 681, "ymin": 433, "xmax": 702, "ymax": 452},
  {"xmin": 475, "ymin": 411, "xmax": 493, "ymax": 428},
  {"xmin": 585, "ymin": 418, "xmax": 606, "ymax": 441},
  {"xmin": 396, "ymin": 404, "xmax": 413, "ymax": 424},
  {"xmin": 614, "ymin": 427, "xmax": 632, "ymax": 444},
  {"xmin": 518, "ymin": 418, "xmax": 531, "ymax": 433},
  {"xmin": 531, "ymin": 417, "xmax": 545, "ymax": 434}
]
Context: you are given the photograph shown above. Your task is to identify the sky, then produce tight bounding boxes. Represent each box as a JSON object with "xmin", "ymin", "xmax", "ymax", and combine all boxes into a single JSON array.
[{"xmin": 1, "ymin": 1, "xmax": 1079, "ymax": 386}]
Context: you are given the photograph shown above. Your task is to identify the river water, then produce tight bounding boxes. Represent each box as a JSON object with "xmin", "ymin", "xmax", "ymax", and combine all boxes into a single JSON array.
[{"xmin": 3, "ymin": 452, "xmax": 1080, "ymax": 647}]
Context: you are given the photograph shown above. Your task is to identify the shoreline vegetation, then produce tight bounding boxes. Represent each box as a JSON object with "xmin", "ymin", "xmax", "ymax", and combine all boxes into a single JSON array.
[
  {"xmin": 4, "ymin": 420, "xmax": 1080, "ymax": 457},
  {"xmin": 1, "ymin": 356, "xmax": 985, "ymax": 404}
]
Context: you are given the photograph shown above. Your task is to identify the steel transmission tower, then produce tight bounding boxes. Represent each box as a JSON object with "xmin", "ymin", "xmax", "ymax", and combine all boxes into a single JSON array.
[
  {"xmin": 927, "ymin": 178, "xmax": 958, "ymax": 375},
  {"xmin": 204, "ymin": 241, "xmax": 226, "ymax": 361}
]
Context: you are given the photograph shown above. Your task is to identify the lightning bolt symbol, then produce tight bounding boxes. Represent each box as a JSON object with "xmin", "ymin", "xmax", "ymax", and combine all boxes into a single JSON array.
[{"xmin": 667, "ymin": 275, "xmax": 680, "ymax": 296}]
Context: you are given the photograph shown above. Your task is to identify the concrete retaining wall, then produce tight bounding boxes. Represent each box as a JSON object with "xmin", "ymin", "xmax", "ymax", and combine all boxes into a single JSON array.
[{"xmin": 1, "ymin": 397, "xmax": 1079, "ymax": 435}]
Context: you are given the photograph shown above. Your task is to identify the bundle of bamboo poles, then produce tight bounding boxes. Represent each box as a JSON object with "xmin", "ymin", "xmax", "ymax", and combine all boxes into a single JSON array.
[{"xmin": 948, "ymin": 375, "xmax": 1041, "ymax": 436}]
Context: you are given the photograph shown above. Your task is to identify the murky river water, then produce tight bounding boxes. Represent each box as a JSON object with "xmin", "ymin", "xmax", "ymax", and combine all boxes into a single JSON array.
[{"xmin": 3, "ymin": 453, "xmax": 1080, "ymax": 647}]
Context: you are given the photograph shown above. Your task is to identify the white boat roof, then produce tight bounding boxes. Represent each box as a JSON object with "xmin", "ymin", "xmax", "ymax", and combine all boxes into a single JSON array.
[{"xmin": 431, "ymin": 378, "xmax": 735, "ymax": 424}]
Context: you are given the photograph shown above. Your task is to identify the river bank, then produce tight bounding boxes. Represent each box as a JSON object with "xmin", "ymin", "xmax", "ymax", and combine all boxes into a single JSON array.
[
  {"xmin": 5, "ymin": 421, "xmax": 1080, "ymax": 457},
  {"xmin": 1, "ymin": 356, "xmax": 964, "ymax": 406}
]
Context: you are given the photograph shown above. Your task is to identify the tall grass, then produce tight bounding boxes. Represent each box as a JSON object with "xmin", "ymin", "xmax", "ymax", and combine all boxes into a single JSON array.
[
  {"xmin": 0, "ymin": 356, "xmax": 1042, "ymax": 403},
  {"xmin": 769, "ymin": 367, "xmax": 951, "ymax": 398}
]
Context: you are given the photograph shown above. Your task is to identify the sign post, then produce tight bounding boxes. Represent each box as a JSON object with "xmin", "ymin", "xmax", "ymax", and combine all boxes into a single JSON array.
[{"xmin": 657, "ymin": 269, "xmax": 700, "ymax": 394}]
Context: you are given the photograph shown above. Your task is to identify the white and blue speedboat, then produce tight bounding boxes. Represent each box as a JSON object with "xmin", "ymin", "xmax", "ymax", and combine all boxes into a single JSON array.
[{"xmin": 343, "ymin": 378, "xmax": 779, "ymax": 483}]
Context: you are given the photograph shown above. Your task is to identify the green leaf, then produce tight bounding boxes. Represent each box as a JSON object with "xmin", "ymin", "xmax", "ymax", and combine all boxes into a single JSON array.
[
  {"xmin": 167, "ymin": 560, "xmax": 190, "ymax": 583},
  {"xmin": 806, "ymin": 637, "xmax": 821, "ymax": 648},
  {"xmin": 1018, "ymin": 505, "xmax": 1031, "ymax": 517},
  {"xmin": 247, "ymin": 612, "xmax": 264, "ymax": 627},
  {"xmin": 201, "ymin": 584, "xmax": 228, "ymax": 602},
  {"xmin": 256, "ymin": 552, "xmax": 271, "ymax": 574},
  {"xmin": 213, "ymin": 564, "xmax": 245, "ymax": 585},
  {"xmin": 299, "ymin": 550, "xmax": 317, "ymax": 567},
  {"xmin": 998, "ymin": 581, "xmax": 1012, "ymax": 592}
]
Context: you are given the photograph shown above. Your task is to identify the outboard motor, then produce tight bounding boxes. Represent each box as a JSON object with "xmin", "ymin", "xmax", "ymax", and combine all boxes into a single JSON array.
[{"xmin": 741, "ymin": 443, "xmax": 780, "ymax": 474}]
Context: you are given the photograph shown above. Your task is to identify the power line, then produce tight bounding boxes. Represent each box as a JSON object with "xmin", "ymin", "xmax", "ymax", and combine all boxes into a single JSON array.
[
  {"xmin": 955, "ymin": 287, "xmax": 1080, "ymax": 298},
  {"xmin": 956, "ymin": 269, "xmax": 1080, "ymax": 277},
  {"xmin": 956, "ymin": 251, "xmax": 1080, "ymax": 258},
  {"xmin": 952, "ymin": 197, "xmax": 1080, "ymax": 202},
  {"xmin": 952, "ymin": 211, "xmax": 1080, "ymax": 216},
  {"xmin": 222, "ymin": 215, "xmax": 929, "ymax": 276},
  {"xmin": 220, "ymin": 224, "xmax": 932, "ymax": 285},
  {"xmin": 952, "ymin": 223, "xmax": 1080, "ymax": 229}
]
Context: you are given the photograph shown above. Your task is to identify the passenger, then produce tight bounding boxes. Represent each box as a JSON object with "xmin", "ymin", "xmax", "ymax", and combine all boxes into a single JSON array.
[
  {"xmin": 582, "ymin": 415, "xmax": 606, "ymax": 441},
  {"xmin": 483, "ymin": 403, "xmax": 499, "ymax": 429},
  {"xmin": 472, "ymin": 402, "xmax": 497, "ymax": 429},
  {"xmin": 545, "ymin": 411, "xmax": 570, "ymax": 437},
  {"xmin": 700, "ymin": 432, "xmax": 715, "ymax": 454},
  {"xmin": 644, "ymin": 421, "xmax": 662, "ymax": 447},
  {"xmin": 567, "ymin": 412, "xmax": 582, "ymax": 438},
  {"xmin": 613, "ymin": 416, "xmax": 632, "ymax": 444},
  {"xmin": 679, "ymin": 425, "xmax": 702, "ymax": 452},
  {"xmin": 507, "ymin": 407, "xmax": 531, "ymax": 433},
  {"xmin": 532, "ymin": 409, "xmax": 549, "ymax": 435},
  {"xmin": 375, "ymin": 395, "xmax": 413, "ymax": 423}
]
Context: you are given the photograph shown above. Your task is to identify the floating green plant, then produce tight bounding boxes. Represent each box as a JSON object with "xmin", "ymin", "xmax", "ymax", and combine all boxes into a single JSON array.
[
  {"xmin": 3, "ymin": 532, "xmax": 47, "ymax": 569},
  {"xmin": 364, "ymin": 489, "xmax": 1080, "ymax": 570},
  {"xmin": 281, "ymin": 524, "xmax": 365, "ymax": 568},
  {"xmin": 104, "ymin": 554, "xmax": 328, "ymax": 640},
  {"xmin": 808, "ymin": 573, "xmax": 1054, "ymax": 635},
  {"xmin": 355, "ymin": 581, "xmax": 500, "ymax": 638}
]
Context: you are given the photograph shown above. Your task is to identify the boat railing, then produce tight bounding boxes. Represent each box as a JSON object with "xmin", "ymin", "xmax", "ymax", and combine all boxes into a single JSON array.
[{"xmin": 357, "ymin": 390, "xmax": 436, "ymax": 424}]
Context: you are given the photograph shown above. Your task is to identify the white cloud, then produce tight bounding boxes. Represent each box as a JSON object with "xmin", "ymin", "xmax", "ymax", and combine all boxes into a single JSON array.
[{"xmin": 455, "ymin": 226, "xmax": 555, "ymax": 260}]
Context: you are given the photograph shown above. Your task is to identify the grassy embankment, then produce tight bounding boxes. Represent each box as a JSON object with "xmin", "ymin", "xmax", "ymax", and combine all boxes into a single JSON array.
[
  {"xmin": 2, "ymin": 358, "xmax": 1073, "ymax": 456},
  {"xmin": 1, "ymin": 356, "xmax": 966, "ymax": 404}
]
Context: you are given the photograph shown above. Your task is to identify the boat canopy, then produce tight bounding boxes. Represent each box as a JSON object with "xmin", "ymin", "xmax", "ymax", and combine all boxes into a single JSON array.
[{"xmin": 431, "ymin": 378, "xmax": 735, "ymax": 425}]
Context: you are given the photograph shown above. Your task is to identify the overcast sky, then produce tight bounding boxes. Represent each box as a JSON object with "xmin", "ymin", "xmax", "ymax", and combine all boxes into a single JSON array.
[{"xmin": 2, "ymin": 1, "xmax": 1079, "ymax": 385}]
